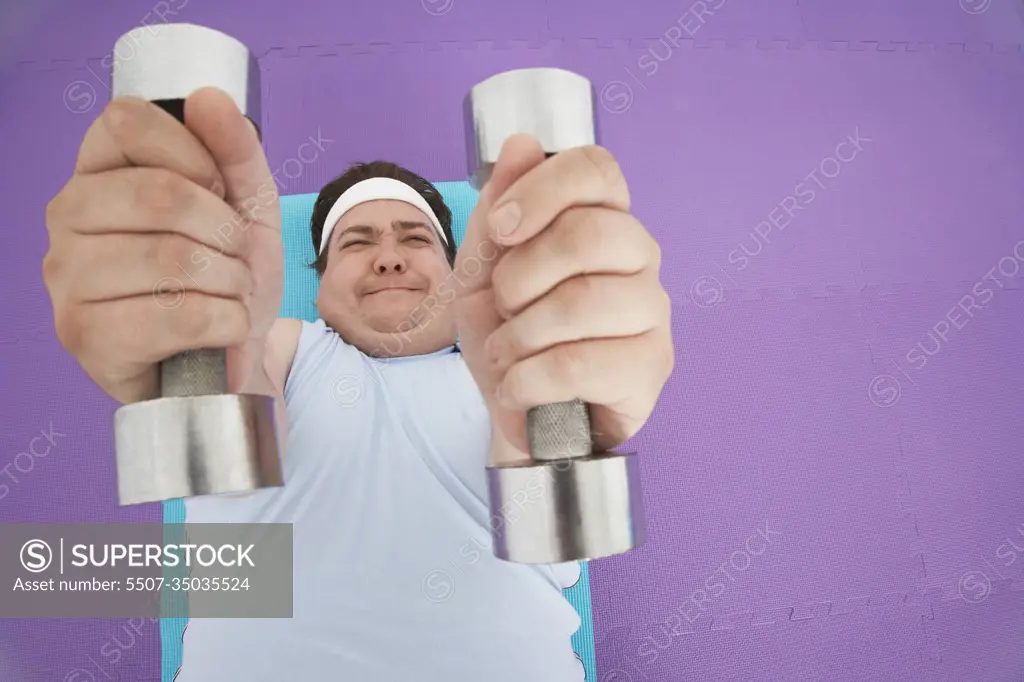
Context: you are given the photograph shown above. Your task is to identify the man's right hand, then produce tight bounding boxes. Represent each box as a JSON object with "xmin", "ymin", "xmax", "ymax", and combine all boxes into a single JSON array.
[{"xmin": 43, "ymin": 87, "xmax": 284, "ymax": 405}]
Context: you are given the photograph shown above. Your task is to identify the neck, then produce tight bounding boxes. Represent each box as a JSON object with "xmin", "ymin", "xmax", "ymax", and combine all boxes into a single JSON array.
[
  {"xmin": 347, "ymin": 319, "xmax": 458, "ymax": 358},
  {"xmin": 362, "ymin": 334, "xmax": 455, "ymax": 358},
  {"xmin": 319, "ymin": 306, "xmax": 458, "ymax": 358}
]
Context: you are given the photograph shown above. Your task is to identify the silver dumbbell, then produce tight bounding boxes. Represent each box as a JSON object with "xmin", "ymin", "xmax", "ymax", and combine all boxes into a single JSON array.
[
  {"xmin": 110, "ymin": 24, "xmax": 282, "ymax": 505},
  {"xmin": 464, "ymin": 68, "xmax": 647, "ymax": 563}
]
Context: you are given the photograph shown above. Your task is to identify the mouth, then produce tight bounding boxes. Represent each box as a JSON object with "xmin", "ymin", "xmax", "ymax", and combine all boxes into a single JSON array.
[{"xmin": 367, "ymin": 287, "xmax": 419, "ymax": 295}]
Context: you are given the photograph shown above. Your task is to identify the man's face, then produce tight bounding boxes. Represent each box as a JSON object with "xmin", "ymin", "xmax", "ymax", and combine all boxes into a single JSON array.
[{"xmin": 315, "ymin": 199, "xmax": 456, "ymax": 356}]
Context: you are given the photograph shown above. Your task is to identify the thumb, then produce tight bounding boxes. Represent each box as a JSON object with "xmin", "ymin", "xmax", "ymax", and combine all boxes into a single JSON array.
[
  {"xmin": 181, "ymin": 87, "xmax": 283, "ymax": 397},
  {"xmin": 459, "ymin": 133, "xmax": 546, "ymax": 294},
  {"xmin": 477, "ymin": 133, "xmax": 546, "ymax": 210},
  {"xmin": 183, "ymin": 87, "xmax": 281, "ymax": 233}
]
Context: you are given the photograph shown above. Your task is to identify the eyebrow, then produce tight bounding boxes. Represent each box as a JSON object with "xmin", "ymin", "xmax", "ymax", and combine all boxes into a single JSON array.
[{"xmin": 335, "ymin": 220, "xmax": 433, "ymax": 246}]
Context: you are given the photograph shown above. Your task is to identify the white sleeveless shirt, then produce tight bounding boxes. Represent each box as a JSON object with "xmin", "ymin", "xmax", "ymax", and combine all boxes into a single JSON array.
[{"xmin": 176, "ymin": 319, "xmax": 584, "ymax": 681}]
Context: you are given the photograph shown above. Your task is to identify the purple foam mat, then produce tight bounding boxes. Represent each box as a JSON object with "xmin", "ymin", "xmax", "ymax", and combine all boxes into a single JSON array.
[
  {"xmin": 3, "ymin": 2, "xmax": 1024, "ymax": 680},
  {"xmin": 862, "ymin": 286, "xmax": 1024, "ymax": 593},
  {"xmin": 590, "ymin": 292, "xmax": 923, "ymax": 679},
  {"xmin": 924, "ymin": 588, "xmax": 1024, "ymax": 680},
  {"xmin": 795, "ymin": 0, "xmax": 1024, "ymax": 45},
  {"xmin": 0, "ymin": 60, "xmax": 166, "ymax": 682},
  {"xmin": 597, "ymin": 596, "xmax": 947, "ymax": 682}
]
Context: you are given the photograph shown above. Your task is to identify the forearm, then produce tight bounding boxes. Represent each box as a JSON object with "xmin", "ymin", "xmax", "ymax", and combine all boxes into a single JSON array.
[
  {"xmin": 246, "ymin": 318, "xmax": 304, "ymax": 455},
  {"xmin": 240, "ymin": 364, "xmax": 289, "ymax": 454},
  {"xmin": 217, "ymin": 360, "xmax": 285, "ymax": 500}
]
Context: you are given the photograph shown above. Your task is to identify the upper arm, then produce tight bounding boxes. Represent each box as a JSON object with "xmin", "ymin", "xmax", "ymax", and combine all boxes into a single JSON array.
[{"xmin": 264, "ymin": 317, "xmax": 303, "ymax": 397}]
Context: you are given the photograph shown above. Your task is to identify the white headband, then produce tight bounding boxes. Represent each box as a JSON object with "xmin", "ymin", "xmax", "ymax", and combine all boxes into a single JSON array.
[{"xmin": 319, "ymin": 177, "xmax": 448, "ymax": 255}]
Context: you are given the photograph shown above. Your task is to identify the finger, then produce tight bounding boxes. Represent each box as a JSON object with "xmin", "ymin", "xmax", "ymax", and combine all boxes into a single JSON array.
[
  {"xmin": 496, "ymin": 329, "xmax": 668, "ymax": 413},
  {"xmin": 53, "ymin": 168, "xmax": 250, "ymax": 259},
  {"xmin": 485, "ymin": 274, "xmax": 669, "ymax": 372},
  {"xmin": 65, "ymin": 294, "xmax": 251, "ymax": 372},
  {"xmin": 487, "ymin": 145, "xmax": 631, "ymax": 246},
  {"xmin": 184, "ymin": 87, "xmax": 280, "ymax": 233},
  {"xmin": 491, "ymin": 206, "xmax": 658, "ymax": 317},
  {"xmin": 457, "ymin": 134, "xmax": 546, "ymax": 298},
  {"xmin": 77, "ymin": 97, "xmax": 226, "ymax": 198},
  {"xmin": 55, "ymin": 232, "xmax": 253, "ymax": 304}
]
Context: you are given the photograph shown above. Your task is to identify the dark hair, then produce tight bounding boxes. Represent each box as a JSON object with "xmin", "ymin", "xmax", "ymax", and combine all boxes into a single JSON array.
[{"xmin": 308, "ymin": 161, "xmax": 455, "ymax": 275}]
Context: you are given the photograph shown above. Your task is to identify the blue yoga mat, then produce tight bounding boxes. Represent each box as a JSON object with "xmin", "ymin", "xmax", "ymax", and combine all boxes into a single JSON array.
[{"xmin": 161, "ymin": 182, "xmax": 596, "ymax": 681}]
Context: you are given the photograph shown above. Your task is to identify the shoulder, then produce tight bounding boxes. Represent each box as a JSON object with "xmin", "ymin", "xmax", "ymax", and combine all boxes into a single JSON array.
[
  {"xmin": 266, "ymin": 318, "xmax": 351, "ymax": 378},
  {"xmin": 274, "ymin": 318, "xmax": 370, "ymax": 402}
]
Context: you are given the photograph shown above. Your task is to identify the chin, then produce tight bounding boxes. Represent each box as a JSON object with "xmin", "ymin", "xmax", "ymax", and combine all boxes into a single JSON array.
[
  {"xmin": 366, "ymin": 298, "xmax": 424, "ymax": 326},
  {"xmin": 369, "ymin": 312, "xmax": 424, "ymax": 334}
]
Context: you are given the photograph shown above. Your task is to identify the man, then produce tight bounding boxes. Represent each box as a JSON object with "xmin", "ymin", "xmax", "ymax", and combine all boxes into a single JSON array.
[{"xmin": 43, "ymin": 87, "xmax": 674, "ymax": 680}]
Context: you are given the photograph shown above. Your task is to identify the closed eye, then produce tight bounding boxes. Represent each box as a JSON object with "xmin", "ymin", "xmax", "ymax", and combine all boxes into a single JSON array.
[{"xmin": 340, "ymin": 236, "xmax": 432, "ymax": 248}]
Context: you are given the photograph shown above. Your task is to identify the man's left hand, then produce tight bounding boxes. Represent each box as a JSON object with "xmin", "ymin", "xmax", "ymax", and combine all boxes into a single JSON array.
[{"xmin": 455, "ymin": 134, "xmax": 675, "ymax": 463}]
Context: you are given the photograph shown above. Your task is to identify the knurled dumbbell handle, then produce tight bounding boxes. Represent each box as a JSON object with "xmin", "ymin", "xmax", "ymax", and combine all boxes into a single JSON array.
[
  {"xmin": 160, "ymin": 349, "xmax": 228, "ymax": 397},
  {"xmin": 527, "ymin": 399, "xmax": 593, "ymax": 461}
]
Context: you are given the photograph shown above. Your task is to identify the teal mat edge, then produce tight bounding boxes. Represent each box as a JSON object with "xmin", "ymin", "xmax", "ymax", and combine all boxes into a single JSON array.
[{"xmin": 161, "ymin": 184, "xmax": 597, "ymax": 681}]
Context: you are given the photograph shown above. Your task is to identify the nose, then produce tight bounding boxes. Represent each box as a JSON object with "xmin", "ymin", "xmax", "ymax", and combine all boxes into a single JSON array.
[{"xmin": 372, "ymin": 242, "xmax": 406, "ymax": 274}]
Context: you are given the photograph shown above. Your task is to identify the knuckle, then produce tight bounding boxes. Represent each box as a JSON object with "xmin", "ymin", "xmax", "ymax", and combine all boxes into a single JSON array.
[
  {"xmin": 41, "ymin": 250, "xmax": 61, "ymax": 287},
  {"xmin": 551, "ymin": 277, "xmax": 591, "ymax": 328},
  {"xmin": 44, "ymin": 193, "xmax": 64, "ymax": 231},
  {"xmin": 557, "ymin": 209, "xmax": 593, "ymax": 260},
  {"xmin": 222, "ymin": 257, "xmax": 252, "ymax": 296},
  {"xmin": 45, "ymin": 180, "xmax": 80, "ymax": 233},
  {"xmin": 176, "ymin": 295, "xmax": 218, "ymax": 340},
  {"xmin": 555, "ymin": 342, "xmax": 590, "ymax": 386},
  {"xmin": 493, "ymin": 282, "xmax": 512, "ymax": 317},
  {"xmin": 491, "ymin": 262, "xmax": 523, "ymax": 315},
  {"xmin": 136, "ymin": 169, "xmax": 191, "ymax": 221},
  {"xmin": 659, "ymin": 286, "xmax": 672, "ymax": 320},
  {"xmin": 101, "ymin": 98, "xmax": 143, "ymax": 139},
  {"xmin": 650, "ymin": 287, "xmax": 672, "ymax": 330},
  {"xmin": 177, "ymin": 296, "xmax": 249, "ymax": 345},
  {"xmin": 503, "ymin": 370, "xmax": 523, "ymax": 405},
  {"xmin": 542, "ymin": 288, "xmax": 572, "ymax": 330},
  {"xmin": 659, "ymin": 328, "xmax": 676, "ymax": 378},
  {"xmin": 102, "ymin": 97, "xmax": 149, "ymax": 132},
  {"xmin": 228, "ymin": 301, "xmax": 253, "ymax": 341},
  {"xmin": 649, "ymin": 233, "xmax": 663, "ymax": 269},
  {"xmin": 566, "ymin": 273, "xmax": 596, "ymax": 304},
  {"xmin": 150, "ymin": 232, "xmax": 193, "ymax": 274},
  {"xmin": 53, "ymin": 305, "xmax": 84, "ymax": 355},
  {"xmin": 578, "ymin": 145, "xmax": 625, "ymax": 194}
]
